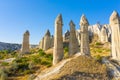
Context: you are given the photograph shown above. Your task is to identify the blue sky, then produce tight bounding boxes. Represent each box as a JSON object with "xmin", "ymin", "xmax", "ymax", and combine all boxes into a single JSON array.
[{"xmin": 0, "ymin": 0, "xmax": 120, "ymax": 44}]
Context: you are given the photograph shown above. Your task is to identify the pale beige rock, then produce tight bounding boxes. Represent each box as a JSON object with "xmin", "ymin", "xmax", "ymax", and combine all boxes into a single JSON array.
[
  {"xmin": 76, "ymin": 30, "xmax": 81, "ymax": 45},
  {"xmin": 88, "ymin": 24, "xmax": 101, "ymax": 42},
  {"xmin": 63, "ymin": 30, "xmax": 70, "ymax": 42},
  {"xmin": 39, "ymin": 40, "xmax": 42, "ymax": 49},
  {"xmin": 110, "ymin": 11, "xmax": 120, "ymax": 60},
  {"xmin": 69, "ymin": 20, "xmax": 79, "ymax": 56},
  {"xmin": 39, "ymin": 37, "xmax": 44, "ymax": 49},
  {"xmin": 50, "ymin": 35, "xmax": 54, "ymax": 48},
  {"xmin": 42, "ymin": 37, "xmax": 44, "ymax": 49},
  {"xmin": 53, "ymin": 14, "xmax": 64, "ymax": 65},
  {"xmin": 21, "ymin": 30, "xmax": 30, "ymax": 54},
  {"xmin": 100, "ymin": 26, "xmax": 108, "ymax": 43},
  {"xmin": 43, "ymin": 30, "xmax": 51, "ymax": 51},
  {"xmin": 80, "ymin": 14, "xmax": 90, "ymax": 56},
  {"xmin": 103, "ymin": 24, "xmax": 111, "ymax": 42}
]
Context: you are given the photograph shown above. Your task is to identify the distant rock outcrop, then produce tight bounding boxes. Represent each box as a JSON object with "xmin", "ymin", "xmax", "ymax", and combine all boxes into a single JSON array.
[
  {"xmin": 88, "ymin": 24, "xmax": 111, "ymax": 43},
  {"xmin": 0, "ymin": 42, "xmax": 21, "ymax": 51},
  {"xmin": 0, "ymin": 42, "xmax": 37, "ymax": 51},
  {"xmin": 63, "ymin": 30, "xmax": 70, "ymax": 42}
]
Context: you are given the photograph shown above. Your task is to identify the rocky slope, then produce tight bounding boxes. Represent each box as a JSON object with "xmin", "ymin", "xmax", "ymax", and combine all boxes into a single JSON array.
[{"xmin": 34, "ymin": 53, "xmax": 108, "ymax": 80}]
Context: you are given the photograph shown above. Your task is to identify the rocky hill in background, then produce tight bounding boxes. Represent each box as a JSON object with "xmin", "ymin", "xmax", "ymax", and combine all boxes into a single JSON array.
[{"xmin": 0, "ymin": 42, "xmax": 37, "ymax": 51}]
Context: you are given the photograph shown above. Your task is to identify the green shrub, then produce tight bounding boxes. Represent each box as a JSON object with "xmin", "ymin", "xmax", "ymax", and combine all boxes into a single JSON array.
[
  {"xmin": 11, "ymin": 51, "xmax": 18, "ymax": 57},
  {"xmin": 95, "ymin": 42, "xmax": 102, "ymax": 45},
  {"xmin": 46, "ymin": 64, "xmax": 52, "ymax": 67},
  {"xmin": 14, "ymin": 57, "xmax": 29, "ymax": 63},
  {"xmin": 44, "ymin": 54, "xmax": 53, "ymax": 60},
  {"xmin": 64, "ymin": 47, "xmax": 68, "ymax": 53},
  {"xmin": 28, "ymin": 62, "xmax": 34, "ymax": 70},
  {"xmin": 41, "ymin": 58, "xmax": 52, "ymax": 66},
  {"xmin": 96, "ymin": 49, "xmax": 102, "ymax": 53},
  {"xmin": 95, "ymin": 55, "xmax": 103, "ymax": 63},
  {"xmin": 11, "ymin": 62, "xmax": 18, "ymax": 70},
  {"xmin": 31, "ymin": 56, "xmax": 41, "ymax": 64},
  {"xmin": 17, "ymin": 53, "xmax": 23, "ymax": 59},
  {"xmin": 12, "ymin": 59, "xmax": 29, "ymax": 71},
  {"xmin": 0, "ymin": 68, "xmax": 5, "ymax": 74},
  {"xmin": 0, "ymin": 72, "xmax": 8, "ymax": 80},
  {"xmin": 23, "ymin": 70, "xmax": 33, "ymax": 75},
  {"xmin": 0, "ymin": 68, "xmax": 8, "ymax": 80},
  {"xmin": 38, "ymin": 49, "xmax": 46, "ymax": 56},
  {"xmin": 64, "ymin": 52, "xmax": 69, "ymax": 59},
  {"xmin": 17, "ymin": 63, "xmax": 29, "ymax": 70},
  {"xmin": 1, "ymin": 62, "xmax": 9, "ymax": 66}
]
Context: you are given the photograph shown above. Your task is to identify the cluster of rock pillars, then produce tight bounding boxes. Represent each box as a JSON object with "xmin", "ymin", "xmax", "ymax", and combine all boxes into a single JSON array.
[{"xmin": 21, "ymin": 11, "xmax": 120, "ymax": 65}]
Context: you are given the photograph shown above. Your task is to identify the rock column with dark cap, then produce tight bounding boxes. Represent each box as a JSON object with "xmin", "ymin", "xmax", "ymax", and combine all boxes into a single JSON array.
[
  {"xmin": 80, "ymin": 15, "xmax": 90, "ymax": 56},
  {"xmin": 53, "ymin": 14, "xmax": 64, "ymax": 65},
  {"xmin": 43, "ymin": 30, "xmax": 51, "ymax": 51},
  {"xmin": 21, "ymin": 30, "xmax": 30, "ymax": 54}
]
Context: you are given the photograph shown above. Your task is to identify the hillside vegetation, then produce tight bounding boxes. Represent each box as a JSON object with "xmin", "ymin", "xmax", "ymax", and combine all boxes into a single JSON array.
[
  {"xmin": 0, "ymin": 40, "xmax": 111, "ymax": 80},
  {"xmin": 0, "ymin": 49, "xmax": 53, "ymax": 80}
]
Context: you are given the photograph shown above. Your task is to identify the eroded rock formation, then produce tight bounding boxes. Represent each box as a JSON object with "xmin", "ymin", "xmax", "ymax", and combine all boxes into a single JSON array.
[
  {"xmin": 53, "ymin": 14, "xmax": 64, "ymax": 65},
  {"xmin": 69, "ymin": 20, "xmax": 79, "ymax": 56},
  {"xmin": 80, "ymin": 14, "xmax": 90, "ymax": 56},
  {"xmin": 21, "ymin": 30, "xmax": 30, "ymax": 54},
  {"xmin": 110, "ymin": 11, "xmax": 120, "ymax": 60},
  {"xmin": 43, "ymin": 30, "xmax": 51, "ymax": 51}
]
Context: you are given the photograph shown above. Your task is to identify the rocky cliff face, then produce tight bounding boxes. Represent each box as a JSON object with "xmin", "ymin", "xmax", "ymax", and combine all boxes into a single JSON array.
[
  {"xmin": 0, "ymin": 42, "xmax": 37, "ymax": 51},
  {"xmin": 88, "ymin": 24, "xmax": 111, "ymax": 42},
  {"xmin": 62, "ymin": 24, "xmax": 111, "ymax": 44},
  {"xmin": 0, "ymin": 42, "xmax": 21, "ymax": 51}
]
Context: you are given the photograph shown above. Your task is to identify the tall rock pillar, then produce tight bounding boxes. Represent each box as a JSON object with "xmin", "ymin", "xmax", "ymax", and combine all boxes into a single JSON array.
[
  {"xmin": 43, "ymin": 30, "xmax": 51, "ymax": 51},
  {"xmin": 110, "ymin": 11, "xmax": 120, "ymax": 60},
  {"xmin": 69, "ymin": 20, "xmax": 79, "ymax": 56},
  {"xmin": 80, "ymin": 15, "xmax": 90, "ymax": 56},
  {"xmin": 39, "ymin": 37, "xmax": 44, "ymax": 49},
  {"xmin": 21, "ymin": 30, "xmax": 30, "ymax": 54},
  {"xmin": 53, "ymin": 14, "xmax": 64, "ymax": 65}
]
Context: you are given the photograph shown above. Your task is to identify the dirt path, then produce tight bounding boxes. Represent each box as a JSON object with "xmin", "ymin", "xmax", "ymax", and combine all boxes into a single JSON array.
[{"xmin": 0, "ymin": 58, "xmax": 15, "ymax": 63}]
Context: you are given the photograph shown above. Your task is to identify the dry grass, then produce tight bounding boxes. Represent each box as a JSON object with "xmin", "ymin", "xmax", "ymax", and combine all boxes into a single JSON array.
[
  {"xmin": 90, "ymin": 42, "xmax": 110, "ymax": 58},
  {"xmin": 40, "ymin": 55, "xmax": 108, "ymax": 80},
  {"xmin": 45, "ymin": 48, "xmax": 53, "ymax": 54}
]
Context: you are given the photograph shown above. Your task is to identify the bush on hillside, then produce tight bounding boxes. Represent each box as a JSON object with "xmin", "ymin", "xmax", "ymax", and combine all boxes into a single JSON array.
[
  {"xmin": 0, "ymin": 68, "xmax": 8, "ymax": 80},
  {"xmin": 95, "ymin": 55, "xmax": 103, "ymax": 63},
  {"xmin": 64, "ymin": 47, "xmax": 68, "ymax": 53},
  {"xmin": 1, "ymin": 62, "xmax": 9, "ymax": 66},
  {"xmin": 95, "ymin": 42, "xmax": 102, "ymax": 45},
  {"xmin": 38, "ymin": 49, "xmax": 46, "ymax": 56}
]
